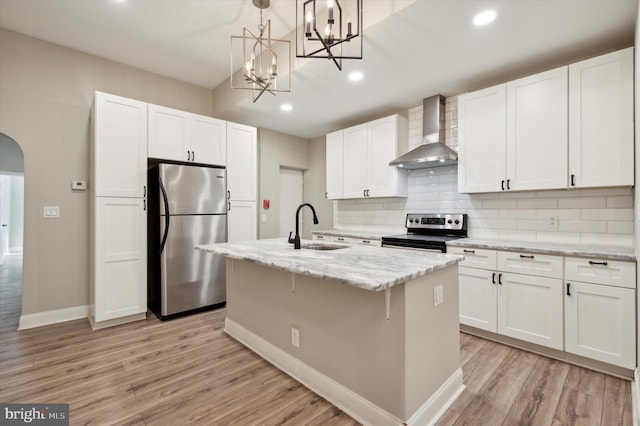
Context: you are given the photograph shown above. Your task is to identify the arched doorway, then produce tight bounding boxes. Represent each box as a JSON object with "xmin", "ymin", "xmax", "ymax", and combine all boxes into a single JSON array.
[{"xmin": 0, "ymin": 132, "xmax": 25, "ymax": 328}]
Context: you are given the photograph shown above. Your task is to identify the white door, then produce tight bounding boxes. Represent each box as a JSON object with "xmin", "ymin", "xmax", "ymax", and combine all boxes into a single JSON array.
[
  {"xmin": 457, "ymin": 84, "xmax": 507, "ymax": 193},
  {"xmin": 228, "ymin": 201, "xmax": 257, "ymax": 242},
  {"xmin": 564, "ymin": 280, "xmax": 636, "ymax": 369},
  {"xmin": 367, "ymin": 116, "xmax": 397, "ymax": 197},
  {"xmin": 497, "ymin": 273, "xmax": 564, "ymax": 350},
  {"xmin": 568, "ymin": 47, "xmax": 634, "ymax": 188},
  {"xmin": 0, "ymin": 175, "xmax": 8, "ymax": 266},
  {"xmin": 342, "ymin": 124, "xmax": 368, "ymax": 198},
  {"xmin": 458, "ymin": 266, "xmax": 497, "ymax": 332},
  {"xmin": 191, "ymin": 114, "xmax": 227, "ymax": 166},
  {"xmin": 94, "ymin": 197, "xmax": 147, "ymax": 322},
  {"xmin": 93, "ymin": 92, "xmax": 148, "ymax": 198},
  {"xmin": 506, "ymin": 66, "xmax": 568, "ymax": 191},
  {"xmin": 279, "ymin": 168, "xmax": 303, "ymax": 238},
  {"xmin": 147, "ymin": 104, "xmax": 190, "ymax": 162},
  {"xmin": 325, "ymin": 130, "xmax": 344, "ymax": 199},
  {"xmin": 227, "ymin": 122, "xmax": 257, "ymax": 201}
]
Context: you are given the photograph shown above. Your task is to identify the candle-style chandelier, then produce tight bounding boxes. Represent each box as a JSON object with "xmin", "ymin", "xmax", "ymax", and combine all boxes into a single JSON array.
[
  {"xmin": 296, "ymin": 0, "xmax": 363, "ymax": 70},
  {"xmin": 230, "ymin": 0, "xmax": 291, "ymax": 102}
]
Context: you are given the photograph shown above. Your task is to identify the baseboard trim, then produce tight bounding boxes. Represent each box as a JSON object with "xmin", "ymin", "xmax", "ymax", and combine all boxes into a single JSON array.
[
  {"xmin": 633, "ymin": 368, "xmax": 639, "ymax": 426},
  {"xmin": 225, "ymin": 318, "xmax": 463, "ymax": 425},
  {"xmin": 18, "ymin": 305, "xmax": 89, "ymax": 330}
]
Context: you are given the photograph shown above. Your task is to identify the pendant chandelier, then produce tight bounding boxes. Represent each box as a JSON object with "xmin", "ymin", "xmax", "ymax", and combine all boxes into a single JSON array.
[
  {"xmin": 296, "ymin": 0, "xmax": 363, "ymax": 70},
  {"xmin": 230, "ymin": 0, "xmax": 291, "ymax": 103}
]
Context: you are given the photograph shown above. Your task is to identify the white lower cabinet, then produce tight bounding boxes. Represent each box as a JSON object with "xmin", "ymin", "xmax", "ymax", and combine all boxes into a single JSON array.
[
  {"xmin": 458, "ymin": 266, "xmax": 497, "ymax": 332},
  {"xmin": 564, "ymin": 257, "xmax": 636, "ymax": 369},
  {"xmin": 454, "ymin": 246, "xmax": 637, "ymax": 370},
  {"xmin": 228, "ymin": 201, "xmax": 257, "ymax": 242},
  {"xmin": 91, "ymin": 197, "xmax": 147, "ymax": 325},
  {"xmin": 498, "ymin": 272, "xmax": 563, "ymax": 349},
  {"xmin": 312, "ymin": 234, "xmax": 382, "ymax": 247},
  {"xmin": 454, "ymin": 248, "xmax": 563, "ymax": 350}
]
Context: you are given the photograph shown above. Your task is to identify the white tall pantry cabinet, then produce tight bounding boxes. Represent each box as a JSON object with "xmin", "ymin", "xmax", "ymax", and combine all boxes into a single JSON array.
[
  {"xmin": 227, "ymin": 122, "xmax": 258, "ymax": 242},
  {"xmin": 90, "ymin": 92, "xmax": 148, "ymax": 329}
]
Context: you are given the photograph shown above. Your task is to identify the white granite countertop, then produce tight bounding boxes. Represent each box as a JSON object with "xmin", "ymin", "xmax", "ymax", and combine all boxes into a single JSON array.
[
  {"xmin": 447, "ymin": 238, "xmax": 636, "ymax": 262},
  {"xmin": 196, "ymin": 238, "xmax": 463, "ymax": 292},
  {"xmin": 311, "ymin": 229, "xmax": 386, "ymax": 240}
]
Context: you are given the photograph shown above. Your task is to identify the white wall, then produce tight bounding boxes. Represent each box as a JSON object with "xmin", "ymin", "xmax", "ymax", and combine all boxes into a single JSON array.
[
  {"xmin": 334, "ymin": 97, "xmax": 634, "ymax": 247},
  {"xmin": 634, "ymin": 0, "xmax": 639, "ymax": 372}
]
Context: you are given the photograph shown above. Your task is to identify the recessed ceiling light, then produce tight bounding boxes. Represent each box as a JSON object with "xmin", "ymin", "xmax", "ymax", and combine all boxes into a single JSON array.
[
  {"xmin": 473, "ymin": 10, "xmax": 496, "ymax": 26},
  {"xmin": 348, "ymin": 71, "xmax": 364, "ymax": 81},
  {"xmin": 280, "ymin": 104, "xmax": 293, "ymax": 112}
]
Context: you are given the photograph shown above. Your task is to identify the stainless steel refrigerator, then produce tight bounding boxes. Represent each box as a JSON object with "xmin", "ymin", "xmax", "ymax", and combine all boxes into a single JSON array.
[{"xmin": 148, "ymin": 162, "xmax": 227, "ymax": 320}]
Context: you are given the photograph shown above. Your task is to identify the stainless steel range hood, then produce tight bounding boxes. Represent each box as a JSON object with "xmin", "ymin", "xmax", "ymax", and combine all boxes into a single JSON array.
[{"xmin": 389, "ymin": 95, "xmax": 458, "ymax": 169}]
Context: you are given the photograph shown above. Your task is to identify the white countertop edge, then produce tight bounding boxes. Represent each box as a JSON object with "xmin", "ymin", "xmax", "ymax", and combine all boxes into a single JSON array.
[{"xmin": 447, "ymin": 238, "xmax": 636, "ymax": 262}]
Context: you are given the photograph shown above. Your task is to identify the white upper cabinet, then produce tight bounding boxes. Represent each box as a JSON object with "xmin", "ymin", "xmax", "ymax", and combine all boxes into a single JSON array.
[
  {"xmin": 91, "ymin": 91, "xmax": 148, "ymax": 198},
  {"xmin": 342, "ymin": 123, "xmax": 369, "ymax": 198},
  {"xmin": 325, "ymin": 130, "xmax": 344, "ymax": 199},
  {"xmin": 331, "ymin": 115, "xmax": 407, "ymax": 199},
  {"xmin": 459, "ymin": 67, "xmax": 568, "ymax": 193},
  {"xmin": 459, "ymin": 48, "xmax": 632, "ymax": 194},
  {"xmin": 367, "ymin": 116, "xmax": 408, "ymax": 197},
  {"xmin": 190, "ymin": 114, "xmax": 227, "ymax": 166},
  {"xmin": 227, "ymin": 121, "xmax": 258, "ymax": 201},
  {"xmin": 148, "ymin": 104, "xmax": 226, "ymax": 166},
  {"xmin": 568, "ymin": 47, "xmax": 634, "ymax": 188},
  {"xmin": 506, "ymin": 66, "xmax": 568, "ymax": 191},
  {"xmin": 458, "ymin": 84, "xmax": 507, "ymax": 193},
  {"xmin": 148, "ymin": 104, "xmax": 189, "ymax": 161}
]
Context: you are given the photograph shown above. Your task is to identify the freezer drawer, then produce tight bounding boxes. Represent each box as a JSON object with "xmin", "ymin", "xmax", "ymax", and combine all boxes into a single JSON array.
[{"xmin": 160, "ymin": 214, "xmax": 227, "ymax": 316}]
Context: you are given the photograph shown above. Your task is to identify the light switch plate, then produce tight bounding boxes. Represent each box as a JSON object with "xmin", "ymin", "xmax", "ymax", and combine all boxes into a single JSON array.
[{"xmin": 43, "ymin": 206, "xmax": 60, "ymax": 218}]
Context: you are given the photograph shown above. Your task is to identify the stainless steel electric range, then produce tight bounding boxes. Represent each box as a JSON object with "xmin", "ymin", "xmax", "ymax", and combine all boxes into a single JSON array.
[{"xmin": 381, "ymin": 213, "xmax": 467, "ymax": 253}]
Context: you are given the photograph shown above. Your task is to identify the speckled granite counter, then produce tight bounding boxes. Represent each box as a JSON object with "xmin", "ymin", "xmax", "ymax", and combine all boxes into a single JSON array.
[
  {"xmin": 447, "ymin": 238, "xmax": 636, "ymax": 262},
  {"xmin": 197, "ymin": 238, "xmax": 463, "ymax": 291},
  {"xmin": 311, "ymin": 229, "xmax": 385, "ymax": 240}
]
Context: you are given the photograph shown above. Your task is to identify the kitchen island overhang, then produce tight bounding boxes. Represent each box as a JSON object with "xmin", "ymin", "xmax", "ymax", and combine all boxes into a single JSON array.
[{"xmin": 196, "ymin": 239, "xmax": 465, "ymax": 425}]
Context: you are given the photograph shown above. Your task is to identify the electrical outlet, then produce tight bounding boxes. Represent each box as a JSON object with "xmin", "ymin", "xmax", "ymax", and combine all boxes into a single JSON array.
[
  {"xmin": 261, "ymin": 214, "xmax": 267, "ymax": 223},
  {"xmin": 547, "ymin": 216, "xmax": 558, "ymax": 229},
  {"xmin": 434, "ymin": 285, "xmax": 444, "ymax": 306},
  {"xmin": 291, "ymin": 327, "xmax": 300, "ymax": 348}
]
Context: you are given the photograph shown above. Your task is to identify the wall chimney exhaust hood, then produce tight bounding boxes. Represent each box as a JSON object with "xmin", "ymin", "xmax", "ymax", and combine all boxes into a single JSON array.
[{"xmin": 389, "ymin": 95, "xmax": 458, "ymax": 169}]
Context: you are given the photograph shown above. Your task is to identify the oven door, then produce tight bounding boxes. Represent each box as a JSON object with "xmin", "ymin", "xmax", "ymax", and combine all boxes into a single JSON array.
[{"xmin": 381, "ymin": 239, "xmax": 446, "ymax": 253}]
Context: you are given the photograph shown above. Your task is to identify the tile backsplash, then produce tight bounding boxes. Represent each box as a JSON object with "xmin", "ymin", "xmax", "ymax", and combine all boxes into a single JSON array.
[{"xmin": 333, "ymin": 97, "xmax": 634, "ymax": 247}]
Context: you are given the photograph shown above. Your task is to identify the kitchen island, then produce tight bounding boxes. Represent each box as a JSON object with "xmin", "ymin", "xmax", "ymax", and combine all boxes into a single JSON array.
[{"xmin": 196, "ymin": 238, "xmax": 465, "ymax": 425}]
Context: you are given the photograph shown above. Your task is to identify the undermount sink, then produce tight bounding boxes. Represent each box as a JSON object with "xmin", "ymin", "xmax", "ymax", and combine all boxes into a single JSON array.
[{"xmin": 301, "ymin": 242, "xmax": 349, "ymax": 251}]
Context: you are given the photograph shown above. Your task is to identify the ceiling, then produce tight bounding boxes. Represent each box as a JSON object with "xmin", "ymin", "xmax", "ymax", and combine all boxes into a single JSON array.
[{"xmin": 0, "ymin": 0, "xmax": 637, "ymax": 139}]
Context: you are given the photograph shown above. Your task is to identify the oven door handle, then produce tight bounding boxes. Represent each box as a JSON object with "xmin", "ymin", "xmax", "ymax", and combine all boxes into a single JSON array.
[{"xmin": 382, "ymin": 242, "xmax": 445, "ymax": 253}]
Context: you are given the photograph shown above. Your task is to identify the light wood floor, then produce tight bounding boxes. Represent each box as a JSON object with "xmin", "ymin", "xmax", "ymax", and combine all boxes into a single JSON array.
[{"xmin": 0, "ymin": 255, "xmax": 633, "ymax": 425}]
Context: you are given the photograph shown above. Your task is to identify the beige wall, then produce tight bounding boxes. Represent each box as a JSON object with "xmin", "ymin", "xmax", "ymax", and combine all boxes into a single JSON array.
[
  {"xmin": 0, "ymin": 29, "xmax": 214, "ymax": 316},
  {"xmin": 258, "ymin": 128, "xmax": 310, "ymax": 239},
  {"xmin": 258, "ymin": 130, "xmax": 334, "ymax": 240}
]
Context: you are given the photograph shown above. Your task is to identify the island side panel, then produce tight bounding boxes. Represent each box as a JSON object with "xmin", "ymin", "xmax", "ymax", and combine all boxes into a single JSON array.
[
  {"xmin": 225, "ymin": 258, "xmax": 407, "ymax": 419},
  {"xmin": 404, "ymin": 265, "xmax": 461, "ymax": 418}
]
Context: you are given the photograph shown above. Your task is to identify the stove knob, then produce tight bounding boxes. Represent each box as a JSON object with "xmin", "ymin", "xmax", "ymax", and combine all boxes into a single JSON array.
[
  {"xmin": 454, "ymin": 219, "xmax": 460, "ymax": 225},
  {"xmin": 447, "ymin": 219, "xmax": 453, "ymax": 224},
  {"xmin": 409, "ymin": 218, "xmax": 414, "ymax": 223}
]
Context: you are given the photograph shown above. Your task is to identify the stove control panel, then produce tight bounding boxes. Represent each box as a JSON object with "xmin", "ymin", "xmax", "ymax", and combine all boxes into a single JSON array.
[{"xmin": 405, "ymin": 213, "xmax": 466, "ymax": 231}]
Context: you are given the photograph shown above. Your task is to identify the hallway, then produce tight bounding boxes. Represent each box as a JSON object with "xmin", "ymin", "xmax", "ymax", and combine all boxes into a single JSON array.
[{"xmin": 0, "ymin": 253, "xmax": 22, "ymax": 329}]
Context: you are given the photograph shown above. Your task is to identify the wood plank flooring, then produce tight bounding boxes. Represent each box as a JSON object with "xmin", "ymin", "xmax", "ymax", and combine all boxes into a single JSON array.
[{"xmin": 0, "ymin": 255, "xmax": 634, "ymax": 425}]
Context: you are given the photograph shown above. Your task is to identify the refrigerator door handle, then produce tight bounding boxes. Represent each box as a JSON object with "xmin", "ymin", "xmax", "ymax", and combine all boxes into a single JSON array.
[{"xmin": 159, "ymin": 176, "xmax": 170, "ymax": 254}]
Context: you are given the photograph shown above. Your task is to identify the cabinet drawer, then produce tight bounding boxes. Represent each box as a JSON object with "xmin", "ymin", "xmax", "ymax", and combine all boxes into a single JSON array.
[
  {"xmin": 564, "ymin": 257, "xmax": 636, "ymax": 289},
  {"xmin": 497, "ymin": 251, "xmax": 563, "ymax": 279},
  {"xmin": 354, "ymin": 238, "xmax": 381, "ymax": 247},
  {"xmin": 448, "ymin": 247, "xmax": 497, "ymax": 270}
]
